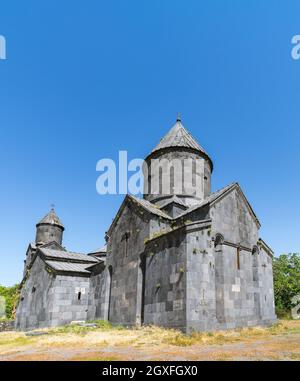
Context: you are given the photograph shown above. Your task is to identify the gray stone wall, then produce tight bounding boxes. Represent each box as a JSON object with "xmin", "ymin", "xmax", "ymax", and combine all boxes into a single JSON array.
[
  {"xmin": 211, "ymin": 188, "xmax": 258, "ymax": 247},
  {"xmin": 143, "ymin": 229, "xmax": 187, "ymax": 330},
  {"xmin": 215, "ymin": 244, "xmax": 259, "ymax": 328},
  {"xmin": 185, "ymin": 224, "xmax": 218, "ymax": 332},
  {"xmin": 209, "ymin": 189, "xmax": 276, "ymax": 329},
  {"xmin": 15, "ymin": 256, "xmax": 91, "ymax": 330},
  {"xmin": 257, "ymin": 246, "xmax": 276, "ymax": 321},
  {"xmin": 87, "ymin": 264, "xmax": 107, "ymax": 320},
  {"xmin": 16, "ymin": 256, "xmax": 55, "ymax": 330},
  {"xmin": 50, "ymin": 274, "xmax": 90, "ymax": 326},
  {"xmin": 106, "ymin": 201, "xmax": 150, "ymax": 325},
  {"xmin": 180, "ymin": 204, "xmax": 210, "ymax": 223}
]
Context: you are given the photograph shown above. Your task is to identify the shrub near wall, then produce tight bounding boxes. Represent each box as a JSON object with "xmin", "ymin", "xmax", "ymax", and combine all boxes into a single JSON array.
[
  {"xmin": 273, "ymin": 253, "xmax": 300, "ymax": 318},
  {"xmin": 0, "ymin": 284, "xmax": 19, "ymax": 320}
]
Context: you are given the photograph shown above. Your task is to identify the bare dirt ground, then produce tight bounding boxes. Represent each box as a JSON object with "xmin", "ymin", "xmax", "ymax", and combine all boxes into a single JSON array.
[{"xmin": 0, "ymin": 320, "xmax": 299, "ymax": 361}]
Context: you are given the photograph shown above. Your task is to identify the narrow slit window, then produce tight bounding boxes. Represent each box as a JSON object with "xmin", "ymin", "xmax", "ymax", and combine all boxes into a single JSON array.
[
  {"xmin": 170, "ymin": 166, "xmax": 174, "ymax": 193},
  {"xmin": 78, "ymin": 291, "xmax": 81, "ymax": 301},
  {"xmin": 124, "ymin": 232, "xmax": 130, "ymax": 257},
  {"xmin": 159, "ymin": 167, "xmax": 163, "ymax": 194},
  {"xmin": 192, "ymin": 160, "xmax": 196, "ymax": 187},
  {"xmin": 237, "ymin": 247, "xmax": 241, "ymax": 270}
]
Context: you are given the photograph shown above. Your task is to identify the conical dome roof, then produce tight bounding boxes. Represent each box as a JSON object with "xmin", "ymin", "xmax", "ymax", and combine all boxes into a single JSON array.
[
  {"xmin": 36, "ymin": 208, "xmax": 64, "ymax": 229},
  {"xmin": 149, "ymin": 116, "xmax": 213, "ymax": 168}
]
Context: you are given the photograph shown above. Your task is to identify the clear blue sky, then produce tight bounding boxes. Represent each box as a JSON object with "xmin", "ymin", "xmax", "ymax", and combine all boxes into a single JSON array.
[{"xmin": 0, "ymin": 0, "xmax": 299, "ymax": 286}]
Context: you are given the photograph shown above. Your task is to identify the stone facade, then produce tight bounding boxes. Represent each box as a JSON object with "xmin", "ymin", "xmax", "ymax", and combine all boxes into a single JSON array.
[
  {"xmin": 15, "ymin": 117, "xmax": 276, "ymax": 332},
  {"xmin": 16, "ymin": 256, "xmax": 91, "ymax": 330}
]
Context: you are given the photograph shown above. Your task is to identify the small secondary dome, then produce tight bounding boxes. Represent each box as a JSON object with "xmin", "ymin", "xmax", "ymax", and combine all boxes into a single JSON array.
[{"xmin": 36, "ymin": 208, "xmax": 64, "ymax": 230}]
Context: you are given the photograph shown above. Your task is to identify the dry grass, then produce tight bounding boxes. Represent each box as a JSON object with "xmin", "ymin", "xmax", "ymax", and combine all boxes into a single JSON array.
[
  {"xmin": 0, "ymin": 320, "xmax": 299, "ymax": 361},
  {"xmin": 162, "ymin": 320, "xmax": 300, "ymax": 347}
]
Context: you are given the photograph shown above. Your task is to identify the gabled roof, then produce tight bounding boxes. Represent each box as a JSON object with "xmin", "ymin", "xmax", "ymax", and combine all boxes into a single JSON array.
[
  {"xmin": 107, "ymin": 194, "xmax": 172, "ymax": 236},
  {"xmin": 129, "ymin": 195, "xmax": 172, "ymax": 219},
  {"xmin": 177, "ymin": 183, "xmax": 236, "ymax": 217},
  {"xmin": 145, "ymin": 219, "xmax": 212, "ymax": 245},
  {"xmin": 85, "ymin": 258, "xmax": 106, "ymax": 270},
  {"xmin": 175, "ymin": 182, "xmax": 261, "ymax": 227},
  {"xmin": 20, "ymin": 247, "xmax": 100, "ymax": 287},
  {"xmin": 107, "ymin": 183, "xmax": 260, "ymax": 236},
  {"xmin": 258, "ymin": 238, "xmax": 274, "ymax": 256},
  {"xmin": 26, "ymin": 242, "xmax": 37, "ymax": 256},
  {"xmin": 36, "ymin": 208, "xmax": 64, "ymax": 229},
  {"xmin": 45, "ymin": 260, "xmax": 92, "ymax": 274},
  {"xmin": 149, "ymin": 118, "xmax": 212, "ymax": 167},
  {"xmin": 29, "ymin": 242, "xmax": 37, "ymax": 250},
  {"xmin": 88, "ymin": 246, "xmax": 107, "ymax": 256},
  {"xmin": 39, "ymin": 248, "xmax": 98, "ymax": 263},
  {"xmin": 39, "ymin": 241, "xmax": 65, "ymax": 251}
]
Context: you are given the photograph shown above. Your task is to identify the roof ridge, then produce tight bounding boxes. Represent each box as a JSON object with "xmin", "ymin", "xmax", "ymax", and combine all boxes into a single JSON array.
[
  {"xmin": 39, "ymin": 247, "xmax": 99, "ymax": 263},
  {"xmin": 129, "ymin": 195, "xmax": 172, "ymax": 219},
  {"xmin": 43, "ymin": 248, "xmax": 86, "ymax": 255},
  {"xmin": 88, "ymin": 245, "xmax": 107, "ymax": 255},
  {"xmin": 172, "ymin": 182, "xmax": 260, "ymax": 228},
  {"xmin": 172, "ymin": 183, "xmax": 238, "ymax": 219},
  {"xmin": 44, "ymin": 260, "xmax": 92, "ymax": 275}
]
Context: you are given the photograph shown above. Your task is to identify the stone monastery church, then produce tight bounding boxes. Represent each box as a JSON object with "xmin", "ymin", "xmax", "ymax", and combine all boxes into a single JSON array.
[{"xmin": 16, "ymin": 117, "xmax": 276, "ymax": 332}]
